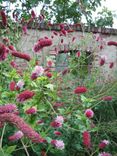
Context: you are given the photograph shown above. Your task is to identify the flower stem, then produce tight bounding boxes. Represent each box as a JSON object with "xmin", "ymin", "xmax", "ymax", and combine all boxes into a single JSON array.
[
  {"xmin": 0, "ymin": 123, "xmax": 6, "ymax": 148},
  {"xmin": 21, "ymin": 139, "xmax": 30, "ymax": 156}
]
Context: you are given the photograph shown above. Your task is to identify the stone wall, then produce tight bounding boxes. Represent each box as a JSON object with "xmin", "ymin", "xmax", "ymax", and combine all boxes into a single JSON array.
[{"xmin": 17, "ymin": 24, "xmax": 117, "ymax": 80}]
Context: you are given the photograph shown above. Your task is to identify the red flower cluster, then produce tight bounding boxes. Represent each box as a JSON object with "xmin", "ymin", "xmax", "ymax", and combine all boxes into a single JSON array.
[
  {"xmin": 31, "ymin": 10, "xmax": 36, "ymax": 18},
  {"xmin": 85, "ymin": 109, "xmax": 94, "ymax": 119},
  {"xmin": 17, "ymin": 90, "xmax": 35, "ymax": 102},
  {"xmin": 0, "ymin": 113, "xmax": 44, "ymax": 143},
  {"xmin": 107, "ymin": 41, "xmax": 117, "ymax": 46},
  {"xmin": 99, "ymin": 140, "xmax": 109, "ymax": 149},
  {"xmin": 109, "ymin": 62, "xmax": 114, "ymax": 68},
  {"xmin": 9, "ymin": 81, "xmax": 16, "ymax": 91},
  {"xmin": 74, "ymin": 86, "xmax": 87, "ymax": 94},
  {"xmin": 0, "ymin": 42, "xmax": 9, "ymax": 61},
  {"xmin": 0, "ymin": 10, "xmax": 7, "ymax": 26},
  {"xmin": 45, "ymin": 72, "xmax": 52, "ymax": 78},
  {"xmin": 12, "ymin": 51, "xmax": 31, "ymax": 61},
  {"xmin": 0, "ymin": 104, "xmax": 17, "ymax": 114},
  {"xmin": 33, "ymin": 38, "xmax": 52, "ymax": 52},
  {"xmin": 102, "ymin": 96, "xmax": 112, "ymax": 101},
  {"xmin": 25, "ymin": 107, "xmax": 37, "ymax": 114},
  {"xmin": 82, "ymin": 131, "xmax": 91, "ymax": 148}
]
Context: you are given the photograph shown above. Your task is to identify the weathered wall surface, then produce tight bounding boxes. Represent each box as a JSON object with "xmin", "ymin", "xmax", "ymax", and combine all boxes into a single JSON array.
[{"xmin": 17, "ymin": 26, "xmax": 117, "ymax": 80}]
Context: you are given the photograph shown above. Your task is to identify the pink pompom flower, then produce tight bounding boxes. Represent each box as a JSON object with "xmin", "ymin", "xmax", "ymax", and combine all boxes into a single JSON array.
[
  {"xmin": 85, "ymin": 109, "xmax": 94, "ymax": 119},
  {"xmin": 74, "ymin": 86, "xmax": 87, "ymax": 94},
  {"xmin": 76, "ymin": 51, "xmax": 81, "ymax": 57},
  {"xmin": 51, "ymin": 140, "xmax": 65, "ymax": 150},
  {"xmin": 99, "ymin": 55, "xmax": 107, "ymax": 66},
  {"xmin": 102, "ymin": 96, "xmax": 112, "ymax": 101},
  {"xmin": 99, "ymin": 140, "xmax": 109, "ymax": 149},
  {"xmin": 54, "ymin": 131, "xmax": 62, "ymax": 136},
  {"xmin": 25, "ymin": 107, "xmax": 37, "ymax": 115},
  {"xmin": 17, "ymin": 90, "xmax": 35, "ymax": 102},
  {"xmin": 98, "ymin": 152, "xmax": 112, "ymax": 156},
  {"xmin": 16, "ymin": 80, "xmax": 24, "ymax": 90},
  {"xmin": 9, "ymin": 131, "xmax": 24, "ymax": 141}
]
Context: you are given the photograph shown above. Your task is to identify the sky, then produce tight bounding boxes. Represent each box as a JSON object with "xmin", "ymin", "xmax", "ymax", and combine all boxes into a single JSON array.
[{"xmin": 2, "ymin": 0, "xmax": 117, "ymax": 28}]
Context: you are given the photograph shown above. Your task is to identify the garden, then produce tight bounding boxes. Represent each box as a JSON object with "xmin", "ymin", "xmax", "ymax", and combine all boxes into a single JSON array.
[{"xmin": 0, "ymin": 0, "xmax": 117, "ymax": 156}]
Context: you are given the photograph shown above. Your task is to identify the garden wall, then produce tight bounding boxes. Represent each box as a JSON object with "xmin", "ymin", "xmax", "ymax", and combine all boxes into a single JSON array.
[{"xmin": 17, "ymin": 24, "xmax": 117, "ymax": 81}]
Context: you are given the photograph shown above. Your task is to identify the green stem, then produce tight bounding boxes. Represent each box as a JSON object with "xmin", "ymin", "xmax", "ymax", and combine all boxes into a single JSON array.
[
  {"xmin": 0, "ymin": 123, "xmax": 6, "ymax": 148},
  {"xmin": 21, "ymin": 139, "xmax": 30, "ymax": 156}
]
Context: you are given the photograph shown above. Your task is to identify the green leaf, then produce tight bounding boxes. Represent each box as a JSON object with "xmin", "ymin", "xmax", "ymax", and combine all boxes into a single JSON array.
[{"xmin": 3, "ymin": 145, "xmax": 17, "ymax": 154}]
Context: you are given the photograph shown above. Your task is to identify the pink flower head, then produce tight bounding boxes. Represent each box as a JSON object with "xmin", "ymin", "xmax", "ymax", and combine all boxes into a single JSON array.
[
  {"xmin": 109, "ymin": 62, "xmax": 114, "ymax": 68},
  {"xmin": 33, "ymin": 38, "xmax": 52, "ymax": 53},
  {"xmin": 61, "ymin": 29, "xmax": 67, "ymax": 36},
  {"xmin": 16, "ymin": 80, "xmax": 24, "ymax": 90},
  {"xmin": 8, "ymin": 45, "xmax": 16, "ymax": 51},
  {"xmin": 54, "ymin": 131, "xmax": 62, "ymax": 136},
  {"xmin": 31, "ymin": 10, "xmax": 36, "ymax": 18},
  {"xmin": 74, "ymin": 86, "xmax": 87, "ymax": 94},
  {"xmin": 107, "ymin": 41, "xmax": 117, "ymax": 46},
  {"xmin": 61, "ymin": 39, "xmax": 64, "ymax": 44},
  {"xmin": 72, "ymin": 37, "xmax": 76, "ymax": 42},
  {"xmin": 51, "ymin": 116, "xmax": 64, "ymax": 128},
  {"xmin": 22, "ymin": 25, "xmax": 28, "ymax": 34},
  {"xmin": 51, "ymin": 140, "xmax": 65, "ymax": 150},
  {"xmin": 98, "ymin": 152, "xmax": 112, "ymax": 156},
  {"xmin": 55, "ymin": 116, "xmax": 64, "ymax": 123},
  {"xmin": 10, "ymin": 60, "xmax": 18, "ymax": 68},
  {"xmin": 31, "ymin": 66, "xmax": 44, "ymax": 80},
  {"xmin": 37, "ymin": 119, "xmax": 44, "ymax": 125},
  {"xmin": 99, "ymin": 140, "xmax": 109, "ymax": 149},
  {"xmin": 76, "ymin": 51, "xmax": 81, "ymax": 57},
  {"xmin": 9, "ymin": 81, "xmax": 16, "ymax": 91},
  {"xmin": 25, "ymin": 107, "xmax": 37, "ymax": 114},
  {"xmin": 17, "ymin": 90, "xmax": 35, "ymax": 102},
  {"xmin": 0, "ymin": 10, "xmax": 7, "ymax": 26},
  {"xmin": 85, "ymin": 109, "xmax": 94, "ymax": 118},
  {"xmin": 45, "ymin": 72, "xmax": 52, "ymax": 78},
  {"xmin": 47, "ymin": 60, "xmax": 54, "ymax": 67},
  {"xmin": 0, "ymin": 113, "xmax": 44, "ymax": 143},
  {"xmin": 102, "ymin": 96, "xmax": 112, "ymax": 101},
  {"xmin": 53, "ymin": 31, "xmax": 58, "ymax": 36},
  {"xmin": 0, "ymin": 104, "xmax": 17, "ymax": 114},
  {"xmin": 50, "ymin": 121, "xmax": 62, "ymax": 128},
  {"xmin": 82, "ymin": 131, "xmax": 91, "ymax": 148},
  {"xmin": 12, "ymin": 51, "xmax": 31, "ymax": 61},
  {"xmin": 59, "ymin": 23, "xmax": 64, "ymax": 29},
  {"xmin": 9, "ymin": 131, "xmax": 24, "ymax": 141},
  {"xmin": 62, "ymin": 68, "xmax": 69, "ymax": 75},
  {"xmin": 99, "ymin": 55, "xmax": 107, "ymax": 66},
  {"xmin": 0, "ymin": 42, "xmax": 9, "ymax": 61}
]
